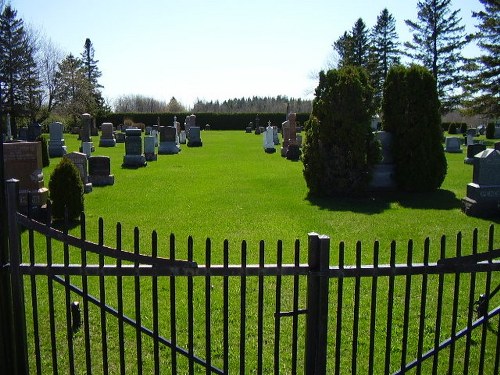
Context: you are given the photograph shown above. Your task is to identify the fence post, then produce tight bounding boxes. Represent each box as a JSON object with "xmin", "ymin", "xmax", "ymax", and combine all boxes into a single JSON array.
[
  {"xmin": 6, "ymin": 179, "xmax": 28, "ymax": 374},
  {"xmin": 305, "ymin": 232, "xmax": 330, "ymax": 375}
]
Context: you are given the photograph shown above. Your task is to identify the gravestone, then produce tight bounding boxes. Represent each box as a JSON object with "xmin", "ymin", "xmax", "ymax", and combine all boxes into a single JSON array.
[
  {"xmin": 82, "ymin": 142, "xmax": 92, "ymax": 157},
  {"xmin": 187, "ymin": 127, "xmax": 202, "ymax": 147},
  {"xmin": 369, "ymin": 131, "xmax": 396, "ymax": 191},
  {"xmin": 144, "ymin": 136, "xmax": 157, "ymax": 161},
  {"xmin": 3, "ymin": 141, "xmax": 49, "ymax": 206},
  {"xmin": 64, "ymin": 151, "xmax": 93, "ymax": 193},
  {"xmin": 263, "ymin": 123, "xmax": 275, "ymax": 153},
  {"xmin": 88, "ymin": 156, "xmax": 114, "ymax": 186},
  {"xmin": 48, "ymin": 122, "xmax": 67, "ymax": 157},
  {"xmin": 464, "ymin": 143, "xmax": 486, "ymax": 165},
  {"xmin": 115, "ymin": 132, "xmax": 126, "ymax": 143},
  {"xmin": 445, "ymin": 137, "xmax": 462, "ymax": 153},
  {"xmin": 179, "ymin": 130, "xmax": 187, "ymax": 144},
  {"xmin": 185, "ymin": 114, "xmax": 196, "ymax": 138},
  {"xmin": 122, "ymin": 128, "xmax": 147, "ymax": 168},
  {"xmin": 462, "ymin": 148, "xmax": 500, "ymax": 217},
  {"xmin": 466, "ymin": 128, "xmax": 477, "ymax": 146},
  {"xmin": 273, "ymin": 125, "xmax": 280, "ymax": 145},
  {"xmin": 27, "ymin": 123, "xmax": 41, "ymax": 141},
  {"xmin": 17, "ymin": 127, "xmax": 27, "ymax": 141},
  {"xmin": 281, "ymin": 121, "xmax": 290, "ymax": 157},
  {"xmin": 246, "ymin": 123, "xmax": 252, "ymax": 133},
  {"xmin": 495, "ymin": 142, "xmax": 500, "ymax": 151},
  {"xmin": 495, "ymin": 124, "xmax": 500, "ymax": 139},
  {"xmin": 99, "ymin": 122, "xmax": 116, "ymax": 147},
  {"xmin": 286, "ymin": 113, "xmax": 301, "ymax": 161},
  {"xmin": 79, "ymin": 113, "xmax": 94, "ymax": 152},
  {"xmin": 158, "ymin": 126, "xmax": 180, "ymax": 154}
]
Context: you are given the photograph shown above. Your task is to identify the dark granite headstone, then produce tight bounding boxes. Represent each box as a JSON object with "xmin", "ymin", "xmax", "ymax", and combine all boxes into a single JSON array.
[
  {"xmin": 122, "ymin": 128, "xmax": 146, "ymax": 168},
  {"xmin": 88, "ymin": 156, "xmax": 114, "ymax": 186},
  {"xmin": 187, "ymin": 127, "xmax": 202, "ymax": 147},
  {"xmin": 158, "ymin": 126, "xmax": 180, "ymax": 154}
]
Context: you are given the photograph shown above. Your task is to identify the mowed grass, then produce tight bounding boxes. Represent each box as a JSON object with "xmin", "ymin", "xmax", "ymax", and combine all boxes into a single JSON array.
[{"xmin": 25, "ymin": 129, "xmax": 500, "ymax": 374}]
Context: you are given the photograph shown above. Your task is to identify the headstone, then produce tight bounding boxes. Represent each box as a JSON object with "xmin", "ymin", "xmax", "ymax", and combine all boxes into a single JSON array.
[
  {"xmin": 286, "ymin": 113, "xmax": 301, "ymax": 161},
  {"xmin": 281, "ymin": 121, "xmax": 290, "ymax": 157},
  {"xmin": 466, "ymin": 128, "xmax": 477, "ymax": 146},
  {"xmin": 115, "ymin": 132, "xmax": 126, "ymax": 143},
  {"xmin": 464, "ymin": 143, "xmax": 486, "ymax": 164},
  {"xmin": 495, "ymin": 124, "xmax": 500, "ymax": 139},
  {"xmin": 64, "ymin": 151, "xmax": 92, "ymax": 193},
  {"xmin": 462, "ymin": 148, "xmax": 500, "ymax": 217},
  {"xmin": 179, "ymin": 130, "xmax": 187, "ymax": 144},
  {"xmin": 369, "ymin": 131, "xmax": 396, "ymax": 191},
  {"xmin": 495, "ymin": 142, "xmax": 500, "ymax": 151},
  {"xmin": 18, "ymin": 127, "xmax": 27, "ymax": 141},
  {"xmin": 245, "ymin": 123, "xmax": 252, "ymax": 133},
  {"xmin": 144, "ymin": 135, "xmax": 157, "ymax": 161},
  {"xmin": 88, "ymin": 156, "xmax": 114, "ymax": 186},
  {"xmin": 145, "ymin": 126, "xmax": 152, "ymax": 135},
  {"xmin": 3, "ymin": 141, "xmax": 49, "ymax": 206},
  {"xmin": 79, "ymin": 113, "xmax": 94, "ymax": 152},
  {"xmin": 82, "ymin": 142, "xmax": 93, "ymax": 157},
  {"xmin": 122, "ymin": 128, "xmax": 147, "ymax": 168},
  {"xmin": 99, "ymin": 122, "xmax": 116, "ymax": 147},
  {"xmin": 187, "ymin": 127, "xmax": 202, "ymax": 147},
  {"xmin": 445, "ymin": 137, "xmax": 462, "ymax": 153},
  {"xmin": 263, "ymin": 124, "xmax": 275, "ymax": 153},
  {"xmin": 27, "ymin": 123, "xmax": 41, "ymax": 141},
  {"xmin": 273, "ymin": 125, "xmax": 280, "ymax": 145},
  {"xmin": 48, "ymin": 122, "xmax": 67, "ymax": 157},
  {"xmin": 158, "ymin": 126, "xmax": 180, "ymax": 154},
  {"xmin": 186, "ymin": 114, "xmax": 196, "ymax": 138}
]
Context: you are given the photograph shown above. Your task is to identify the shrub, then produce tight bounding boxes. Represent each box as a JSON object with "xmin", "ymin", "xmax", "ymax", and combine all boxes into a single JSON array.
[
  {"xmin": 302, "ymin": 66, "xmax": 376, "ymax": 196},
  {"xmin": 460, "ymin": 122, "xmax": 468, "ymax": 134},
  {"xmin": 382, "ymin": 64, "xmax": 447, "ymax": 192},
  {"xmin": 486, "ymin": 122, "xmax": 495, "ymax": 139},
  {"xmin": 48, "ymin": 158, "xmax": 84, "ymax": 221}
]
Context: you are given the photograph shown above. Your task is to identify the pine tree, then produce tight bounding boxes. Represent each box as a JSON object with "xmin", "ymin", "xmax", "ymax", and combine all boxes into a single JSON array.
[
  {"xmin": 0, "ymin": 5, "xmax": 41, "ymax": 136},
  {"xmin": 405, "ymin": 0, "xmax": 468, "ymax": 113},
  {"xmin": 463, "ymin": 0, "xmax": 499, "ymax": 118},
  {"xmin": 351, "ymin": 18, "xmax": 370, "ymax": 68},
  {"xmin": 369, "ymin": 8, "xmax": 400, "ymax": 113},
  {"xmin": 81, "ymin": 38, "xmax": 105, "ymax": 114},
  {"xmin": 54, "ymin": 53, "xmax": 93, "ymax": 127}
]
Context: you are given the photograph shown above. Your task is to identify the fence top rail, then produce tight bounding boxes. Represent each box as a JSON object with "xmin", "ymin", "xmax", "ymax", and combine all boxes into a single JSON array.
[{"xmin": 16, "ymin": 212, "xmax": 197, "ymax": 269}]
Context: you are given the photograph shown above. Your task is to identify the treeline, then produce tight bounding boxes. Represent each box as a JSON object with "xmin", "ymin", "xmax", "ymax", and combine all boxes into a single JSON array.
[{"xmin": 192, "ymin": 96, "xmax": 312, "ymax": 114}]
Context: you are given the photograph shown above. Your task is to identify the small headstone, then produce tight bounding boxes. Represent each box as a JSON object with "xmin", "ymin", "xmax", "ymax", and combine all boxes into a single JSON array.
[
  {"xmin": 179, "ymin": 130, "xmax": 187, "ymax": 144},
  {"xmin": 369, "ymin": 131, "xmax": 396, "ymax": 191},
  {"xmin": 3, "ymin": 141, "xmax": 49, "ymax": 206},
  {"xmin": 495, "ymin": 124, "xmax": 500, "ymax": 139},
  {"xmin": 263, "ymin": 124, "xmax": 275, "ymax": 153},
  {"xmin": 27, "ymin": 123, "xmax": 41, "ymax": 141},
  {"xmin": 48, "ymin": 122, "xmax": 67, "ymax": 157},
  {"xmin": 115, "ymin": 132, "xmax": 126, "ymax": 143},
  {"xmin": 466, "ymin": 128, "xmax": 477, "ymax": 146},
  {"xmin": 445, "ymin": 137, "xmax": 462, "ymax": 153},
  {"xmin": 88, "ymin": 156, "xmax": 114, "ymax": 186},
  {"xmin": 99, "ymin": 122, "xmax": 116, "ymax": 147},
  {"xmin": 187, "ymin": 127, "xmax": 202, "ymax": 147},
  {"xmin": 144, "ymin": 136, "xmax": 157, "ymax": 161},
  {"xmin": 464, "ymin": 143, "xmax": 486, "ymax": 164},
  {"xmin": 18, "ymin": 127, "xmax": 28, "ymax": 141},
  {"xmin": 462, "ymin": 148, "xmax": 500, "ymax": 217},
  {"xmin": 158, "ymin": 126, "xmax": 180, "ymax": 154},
  {"xmin": 82, "ymin": 142, "xmax": 93, "ymax": 157},
  {"xmin": 281, "ymin": 121, "xmax": 290, "ymax": 157},
  {"xmin": 64, "ymin": 151, "xmax": 92, "ymax": 193},
  {"xmin": 122, "ymin": 128, "xmax": 146, "ymax": 168}
]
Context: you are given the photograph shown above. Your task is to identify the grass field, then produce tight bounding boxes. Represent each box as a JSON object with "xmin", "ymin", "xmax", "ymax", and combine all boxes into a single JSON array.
[{"xmin": 24, "ymin": 129, "xmax": 500, "ymax": 373}]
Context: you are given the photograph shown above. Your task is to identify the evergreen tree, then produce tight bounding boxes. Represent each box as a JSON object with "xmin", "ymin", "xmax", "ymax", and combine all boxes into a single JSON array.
[
  {"xmin": 0, "ymin": 5, "xmax": 41, "ymax": 136},
  {"xmin": 302, "ymin": 66, "xmax": 377, "ymax": 197},
  {"xmin": 351, "ymin": 18, "xmax": 370, "ymax": 68},
  {"xmin": 382, "ymin": 65, "xmax": 447, "ymax": 192},
  {"xmin": 369, "ymin": 8, "xmax": 400, "ymax": 113},
  {"xmin": 405, "ymin": 0, "xmax": 468, "ymax": 113},
  {"xmin": 462, "ymin": 0, "xmax": 499, "ymax": 118},
  {"xmin": 54, "ymin": 53, "xmax": 93, "ymax": 127},
  {"xmin": 81, "ymin": 38, "xmax": 105, "ymax": 114}
]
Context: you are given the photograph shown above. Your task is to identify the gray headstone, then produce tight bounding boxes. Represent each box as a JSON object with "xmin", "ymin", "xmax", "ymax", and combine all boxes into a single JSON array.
[
  {"xmin": 48, "ymin": 122, "xmax": 67, "ymax": 157},
  {"xmin": 64, "ymin": 151, "xmax": 92, "ymax": 193},
  {"xmin": 187, "ymin": 127, "xmax": 202, "ymax": 147},
  {"xmin": 472, "ymin": 149, "xmax": 500, "ymax": 185},
  {"xmin": 445, "ymin": 137, "xmax": 462, "ymax": 153}
]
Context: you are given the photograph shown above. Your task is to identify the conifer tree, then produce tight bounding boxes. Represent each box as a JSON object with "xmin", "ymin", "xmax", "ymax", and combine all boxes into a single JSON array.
[
  {"xmin": 463, "ymin": 0, "xmax": 499, "ymax": 118},
  {"xmin": 369, "ymin": 8, "xmax": 400, "ymax": 113},
  {"xmin": 405, "ymin": 0, "xmax": 468, "ymax": 113},
  {"xmin": 81, "ymin": 38, "xmax": 105, "ymax": 114}
]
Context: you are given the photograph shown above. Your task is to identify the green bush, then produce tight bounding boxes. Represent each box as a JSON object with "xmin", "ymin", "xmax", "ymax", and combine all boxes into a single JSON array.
[
  {"xmin": 382, "ymin": 64, "xmax": 447, "ymax": 192},
  {"xmin": 460, "ymin": 122, "xmax": 468, "ymax": 134},
  {"xmin": 302, "ymin": 66, "xmax": 376, "ymax": 196},
  {"xmin": 48, "ymin": 158, "xmax": 84, "ymax": 221},
  {"xmin": 36, "ymin": 135, "xmax": 49, "ymax": 167},
  {"xmin": 486, "ymin": 122, "xmax": 496, "ymax": 139}
]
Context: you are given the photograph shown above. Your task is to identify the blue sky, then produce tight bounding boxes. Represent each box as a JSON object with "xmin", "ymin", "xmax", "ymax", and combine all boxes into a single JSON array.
[{"xmin": 10, "ymin": 0, "xmax": 482, "ymax": 109}]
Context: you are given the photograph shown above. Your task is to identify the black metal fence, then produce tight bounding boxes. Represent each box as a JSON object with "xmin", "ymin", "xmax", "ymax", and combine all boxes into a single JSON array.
[{"xmin": 2, "ymin": 178, "xmax": 500, "ymax": 374}]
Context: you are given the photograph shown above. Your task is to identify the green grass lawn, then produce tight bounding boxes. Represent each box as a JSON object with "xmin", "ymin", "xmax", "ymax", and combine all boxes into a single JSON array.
[{"xmin": 25, "ymin": 129, "xmax": 499, "ymax": 374}]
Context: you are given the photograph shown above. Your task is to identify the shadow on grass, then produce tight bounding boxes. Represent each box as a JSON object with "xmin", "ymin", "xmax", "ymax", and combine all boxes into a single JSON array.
[{"xmin": 306, "ymin": 188, "xmax": 463, "ymax": 215}]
